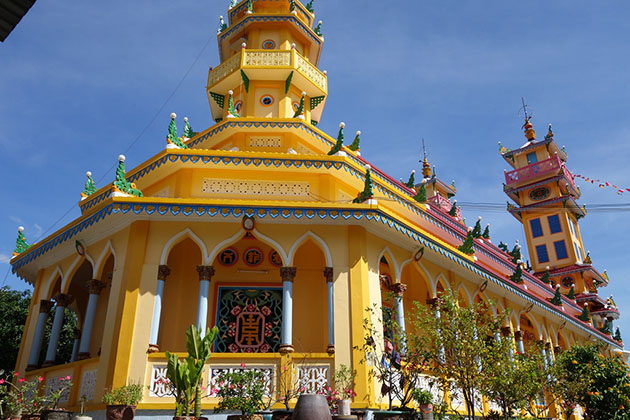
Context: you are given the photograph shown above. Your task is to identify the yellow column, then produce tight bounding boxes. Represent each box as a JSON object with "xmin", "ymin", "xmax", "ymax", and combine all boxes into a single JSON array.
[
  {"xmin": 105, "ymin": 221, "xmax": 150, "ymax": 389},
  {"xmin": 15, "ymin": 270, "xmax": 44, "ymax": 373},
  {"xmin": 347, "ymin": 226, "xmax": 374, "ymax": 407}
]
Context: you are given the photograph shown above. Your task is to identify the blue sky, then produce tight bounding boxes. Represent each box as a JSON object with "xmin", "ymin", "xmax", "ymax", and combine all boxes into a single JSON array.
[{"xmin": 1, "ymin": 1, "xmax": 629, "ymax": 339}]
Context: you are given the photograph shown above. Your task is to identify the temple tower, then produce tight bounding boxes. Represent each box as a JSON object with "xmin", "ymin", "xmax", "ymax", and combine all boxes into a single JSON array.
[{"xmin": 207, "ymin": 0, "xmax": 327, "ymax": 126}]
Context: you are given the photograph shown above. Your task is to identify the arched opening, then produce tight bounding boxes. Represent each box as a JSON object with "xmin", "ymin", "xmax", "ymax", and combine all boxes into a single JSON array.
[
  {"xmin": 519, "ymin": 313, "xmax": 539, "ymax": 352},
  {"xmin": 401, "ymin": 262, "xmax": 431, "ymax": 337},
  {"xmin": 292, "ymin": 239, "xmax": 327, "ymax": 353},
  {"xmin": 211, "ymin": 235, "xmax": 284, "ymax": 353},
  {"xmin": 160, "ymin": 238, "xmax": 203, "ymax": 351}
]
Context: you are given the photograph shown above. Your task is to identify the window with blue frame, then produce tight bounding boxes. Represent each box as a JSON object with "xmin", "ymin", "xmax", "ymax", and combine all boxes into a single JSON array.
[
  {"xmin": 574, "ymin": 243, "xmax": 581, "ymax": 261},
  {"xmin": 530, "ymin": 218, "xmax": 543, "ymax": 238},
  {"xmin": 536, "ymin": 244, "xmax": 550, "ymax": 263},
  {"xmin": 554, "ymin": 240, "xmax": 569, "ymax": 260},
  {"xmin": 548, "ymin": 214, "xmax": 562, "ymax": 234},
  {"xmin": 526, "ymin": 152, "xmax": 538, "ymax": 164}
]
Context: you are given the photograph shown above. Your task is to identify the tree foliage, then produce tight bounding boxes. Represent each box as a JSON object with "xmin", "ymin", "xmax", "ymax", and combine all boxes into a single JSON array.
[{"xmin": 0, "ymin": 287, "xmax": 30, "ymax": 375}]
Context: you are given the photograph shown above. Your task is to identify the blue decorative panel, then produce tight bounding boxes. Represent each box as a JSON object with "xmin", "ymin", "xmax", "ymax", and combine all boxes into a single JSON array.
[
  {"xmin": 548, "ymin": 215, "xmax": 562, "ymax": 234},
  {"xmin": 554, "ymin": 240, "xmax": 569, "ymax": 260},
  {"xmin": 530, "ymin": 218, "xmax": 543, "ymax": 238},
  {"xmin": 536, "ymin": 245, "xmax": 549, "ymax": 264}
]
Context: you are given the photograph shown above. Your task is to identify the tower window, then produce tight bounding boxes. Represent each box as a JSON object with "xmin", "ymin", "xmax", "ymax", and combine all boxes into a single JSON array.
[
  {"xmin": 536, "ymin": 245, "xmax": 550, "ymax": 264},
  {"xmin": 530, "ymin": 218, "xmax": 543, "ymax": 238},
  {"xmin": 554, "ymin": 240, "xmax": 569, "ymax": 260},
  {"xmin": 526, "ymin": 152, "xmax": 538, "ymax": 164},
  {"xmin": 548, "ymin": 215, "xmax": 562, "ymax": 234}
]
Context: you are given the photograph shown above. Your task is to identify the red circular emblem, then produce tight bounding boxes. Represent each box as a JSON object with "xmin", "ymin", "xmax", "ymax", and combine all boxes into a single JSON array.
[
  {"xmin": 219, "ymin": 248, "xmax": 239, "ymax": 266},
  {"xmin": 269, "ymin": 250, "xmax": 283, "ymax": 267},
  {"xmin": 244, "ymin": 248, "xmax": 263, "ymax": 267}
]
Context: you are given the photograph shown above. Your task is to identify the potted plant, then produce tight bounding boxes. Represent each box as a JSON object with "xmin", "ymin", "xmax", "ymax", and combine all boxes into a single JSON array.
[
  {"xmin": 164, "ymin": 325, "xmax": 218, "ymax": 420},
  {"xmin": 411, "ymin": 390, "xmax": 433, "ymax": 420},
  {"xmin": 211, "ymin": 364, "xmax": 266, "ymax": 420},
  {"xmin": 102, "ymin": 384, "xmax": 144, "ymax": 420},
  {"xmin": 333, "ymin": 365, "xmax": 356, "ymax": 416},
  {"xmin": 1, "ymin": 373, "xmax": 47, "ymax": 420},
  {"xmin": 73, "ymin": 396, "xmax": 91, "ymax": 420},
  {"xmin": 41, "ymin": 376, "xmax": 73, "ymax": 420}
]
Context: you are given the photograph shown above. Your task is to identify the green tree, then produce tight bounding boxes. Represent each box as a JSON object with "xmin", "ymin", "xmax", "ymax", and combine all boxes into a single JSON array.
[
  {"xmin": 552, "ymin": 344, "xmax": 630, "ymax": 420},
  {"xmin": 0, "ymin": 287, "xmax": 31, "ymax": 375},
  {"xmin": 408, "ymin": 291, "xmax": 504, "ymax": 420},
  {"xmin": 481, "ymin": 340, "xmax": 548, "ymax": 420}
]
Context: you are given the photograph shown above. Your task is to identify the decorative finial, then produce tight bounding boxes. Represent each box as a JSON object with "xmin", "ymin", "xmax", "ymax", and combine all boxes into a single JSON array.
[
  {"xmin": 113, "ymin": 155, "xmax": 142, "ymax": 197},
  {"xmin": 498, "ymin": 141, "xmax": 508, "ymax": 154},
  {"xmin": 291, "ymin": 43, "xmax": 296, "ymax": 49},
  {"xmin": 227, "ymin": 90, "xmax": 240, "ymax": 118},
  {"xmin": 183, "ymin": 117, "xmax": 196, "ymax": 139},
  {"xmin": 13, "ymin": 226, "xmax": 30, "ymax": 256},
  {"xmin": 247, "ymin": 0, "xmax": 253, "ymax": 13},
  {"xmin": 583, "ymin": 251, "xmax": 592, "ymax": 264},
  {"xmin": 545, "ymin": 123, "xmax": 554, "ymax": 140},
  {"xmin": 520, "ymin": 98, "xmax": 536, "ymax": 141},
  {"xmin": 404, "ymin": 170, "xmax": 416, "ymax": 189},
  {"xmin": 81, "ymin": 171, "xmax": 97, "ymax": 198},
  {"xmin": 166, "ymin": 113, "xmax": 188, "ymax": 149},
  {"xmin": 481, "ymin": 223, "xmax": 490, "ymax": 240},
  {"xmin": 314, "ymin": 20, "xmax": 323, "ymax": 37},
  {"xmin": 306, "ymin": 0, "xmax": 314, "ymax": 13},
  {"xmin": 292, "ymin": 92, "xmax": 306, "ymax": 119},
  {"xmin": 472, "ymin": 217, "xmax": 483, "ymax": 239},
  {"xmin": 328, "ymin": 122, "xmax": 345, "ymax": 155},
  {"xmin": 241, "ymin": 42, "xmax": 247, "ymax": 49},
  {"xmin": 348, "ymin": 130, "xmax": 361, "ymax": 152},
  {"xmin": 218, "ymin": 16, "xmax": 228, "ymax": 33},
  {"xmin": 353, "ymin": 166, "xmax": 374, "ymax": 203}
]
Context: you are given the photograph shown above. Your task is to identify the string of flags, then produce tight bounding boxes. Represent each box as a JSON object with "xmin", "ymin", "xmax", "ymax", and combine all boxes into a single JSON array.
[{"xmin": 574, "ymin": 174, "xmax": 630, "ymax": 195}]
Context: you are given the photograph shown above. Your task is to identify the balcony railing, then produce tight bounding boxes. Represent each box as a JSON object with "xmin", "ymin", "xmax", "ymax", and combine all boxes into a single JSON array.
[
  {"xmin": 208, "ymin": 49, "xmax": 327, "ymax": 93},
  {"xmin": 504, "ymin": 155, "xmax": 562, "ymax": 186},
  {"xmin": 146, "ymin": 352, "xmax": 333, "ymax": 404},
  {"xmin": 427, "ymin": 194, "xmax": 462, "ymax": 219}
]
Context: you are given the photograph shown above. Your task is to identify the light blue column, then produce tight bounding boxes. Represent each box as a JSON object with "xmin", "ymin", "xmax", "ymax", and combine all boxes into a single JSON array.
[
  {"xmin": 44, "ymin": 294, "xmax": 73, "ymax": 366},
  {"xmin": 280, "ymin": 267, "xmax": 297, "ymax": 353},
  {"xmin": 324, "ymin": 267, "xmax": 335, "ymax": 354},
  {"xmin": 428, "ymin": 298, "xmax": 445, "ymax": 362},
  {"xmin": 27, "ymin": 300, "xmax": 53, "ymax": 369},
  {"xmin": 77, "ymin": 280, "xmax": 106, "ymax": 359},
  {"xmin": 196, "ymin": 266, "xmax": 215, "ymax": 337},
  {"xmin": 516, "ymin": 331, "xmax": 525, "ymax": 354},
  {"xmin": 392, "ymin": 283, "xmax": 407, "ymax": 353},
  {"xmin": 70, "ymin": 329, "xmax": 81, "ymax": 362},
  {"xmin": 149, "ymin": 265, "xmax": 171, "ymax": 351}
]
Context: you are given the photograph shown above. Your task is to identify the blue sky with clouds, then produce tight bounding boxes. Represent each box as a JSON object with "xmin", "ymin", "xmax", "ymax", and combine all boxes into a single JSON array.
[{"xmin": 1, "ymin": 0, "xmax": 629, "ymax": 338}]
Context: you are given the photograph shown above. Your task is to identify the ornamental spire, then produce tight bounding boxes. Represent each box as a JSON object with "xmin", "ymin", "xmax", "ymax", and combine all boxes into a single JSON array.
[
  {"xmin": 293, "ymin": 92, "xmax": 306, "ymax": 119},
  {"xmin": 348, "ymin": 131, "xmax": 361, "ymax": 152},
  {"xmin": 166, "ymin": 113, "xmax": 188, "ymax": 149},
  {"xmin": 328, "ymin": 122, "xmax": 345, "ymax": 155},
  {"xmin": 13, "ymin": 226, "xmax": 30, "ymax": 256},
  {"xmin": 227, "ymin": 90, "xmax": 240, "ymax": 118},
  {"xmin": 353, "ymin": 165, "xmax": 374, "ymax": 203},
  {"xmin": 421, "ymin": 138, "xmax": 432, "ymax": 178},
  {"xmin": 81, "ymin": 171, "xmax": 97, "ymax": 198},
  {"xmin": 112, "ymin": 155, "xmax": 143, "ymax": 197}
]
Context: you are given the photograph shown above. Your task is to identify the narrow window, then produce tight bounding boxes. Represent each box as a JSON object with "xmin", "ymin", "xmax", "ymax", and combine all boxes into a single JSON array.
[
  {"xmin": 530, "ymin": 218, "xmax": 543, "ymax": 238},
  {"xmin": 548, "ymin": 214, "xmax": 562, "ymax": 234},
  {"xmin": 536, "ymin": 245, "xmax": 550, "ymax": 264},
  {"xmin": 526, "ymin": 152, "xmax": 538, "ymax": 164},
  {"xmin": 554, "ymin": 240, "xmax": 569, "ymax": 260}
]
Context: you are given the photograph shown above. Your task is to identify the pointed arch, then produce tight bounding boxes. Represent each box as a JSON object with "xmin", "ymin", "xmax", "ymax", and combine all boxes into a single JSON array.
[
  {"xmin": 474, "ymin": 290, "xmax": 496, "ymax": 315},
  {"xmin": 93, "ymin": 241, "xmax": 117, "ymax": 278},
  {"xmin": 377, "ymin": 247, "xmax": 401, "ymax": 282},
  {"xmin": 433, "ymin": 273, "xmax": 451, "ymax": 297},
  {"xmin": 288, "ymin": 231, "xmax": 332, "ymax": 267},
  {"xmin": 161, "ymin": 228, "xmax": 208, "ymax": 265},
  {"xmin": 400, "ymin": 258, "xmax": 433, "ymax": 292},
  {"xmin": 61, "ymin": 255, "xmax": 88, "ymax": 293},
  {"xmin": 207, "ymin": 228, "xmax": 288, "ymax": 266},
  {"xmin": 518, "ymin": 311, "xmax": 543, "ymax": 340},
  {"xmin": 456, "ymin": 283, "xmax": 473, "ymax": 307},
  {"xmin": 43, "ymin": 266, "xmax": 64, "ymax": 300}
]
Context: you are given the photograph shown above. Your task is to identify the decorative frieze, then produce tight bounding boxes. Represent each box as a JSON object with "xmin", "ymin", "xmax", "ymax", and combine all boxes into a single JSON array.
[
  {"xmin": 249, "ymin": 136, "xmax": 282, "ymax": 148},
  {"xmin": 297, "ymin": 365, "xmax": 330, "ymax": 393},
  {"xmin": 201, "ymin": 179, "xmax": 310, "ymax": 197}
]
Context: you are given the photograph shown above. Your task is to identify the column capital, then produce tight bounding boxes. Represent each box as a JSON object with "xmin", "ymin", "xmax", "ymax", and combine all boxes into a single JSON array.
[
  {"xmin": 544, "ymin": 342, "xmax": 552, "ymax": 351},
  {"xmin": 426, "ymin": 297, "xmax": 442, "ymax": 308},
  {"xmin": 86, "ymin": 279, "xmax": 107, "ymax": 295},
  {"xmin": 388, "ymin": 282, "xmax": 408, "ymax": 297},
  {"xmin": 39, "ymin": 300, "xmax": 54, "ymax": 314},
  {"xmin": 197, "ymin": 265, "xmax": 215, "ymax": 282},
  {"xmin": 514, "ymin": 330, "xmax": 524, "ymax": 341},
  {"xmin": 554, "ymin": 345, "xmax": 562, "ymax": 355},
  {"xmin": 280, "ymin": 267, "xmax": 297, "ymax": 282},
  {"xmin": 279, "ymin": 344, "xmax": 295, "ymax": 354},
  {"xmin": 323, "ymin": 267, "xmax": 333, "ymax": 283},
  {"xmin": 53, "ymin": 294, "xmax": 73, "ymax": 308},
  {"xmin": 158, "ymin": 265, "xmax": 171, "ymax": 281},
  {"xmin": 500, "ymin": 326, "xmax": 512, "ymax": 337}
]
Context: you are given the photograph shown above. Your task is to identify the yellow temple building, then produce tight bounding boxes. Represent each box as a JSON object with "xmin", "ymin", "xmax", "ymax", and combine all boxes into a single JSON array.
[{"xmin": 9, "ymin": 0, "xmax": 623, "ymax": 418}]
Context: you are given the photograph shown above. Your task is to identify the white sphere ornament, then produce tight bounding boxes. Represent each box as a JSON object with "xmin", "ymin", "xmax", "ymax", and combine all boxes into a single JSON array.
[
  {"xmin": 241, "ymin": 42, "xmax": 247, "ymax": 48},
  {"xmin": 18, "ymin": 226, "xmax": 24, "ymax": 232},
  {"xmin": 86, "ymin": 171, "xmax": 92, "ymax": 177},
  {"xmin": 318, "ymin": 20, "xmax": 322, "ymax": 25},
  {"xmin": 291, "ymin": 43, "xmax": 296, "ymax": 49},
  {"xmin": 184, "ymin": 117, "xmax": 189, "ymax": 122},
  {"xmin": 339, "ymin": 122, "xmax": 345, "ymax": 128},
  {"xmin": 301, "ymin": 91, "xmax": 306, "ymax": 96},
  {"xmin": 118, "ymin": 155, "xmax": 126, "ymax": 162},
  {"xmin": 171, "ymin": 113, "xmax": 176, "ymax": 119},
  {"xmin": 323, "ymin": 70, "xmax": 327, "ymax": 75},
  {"xmin": 356, "ymin": 131, "xmax": 361, "ymax": 136},
  {"xmin": 364, "ymin": 164, "xmax": 371, "ymax": 171},
  {"xmin": 228, "ymin": 90, "xmax": 234, "ymax": 95}
]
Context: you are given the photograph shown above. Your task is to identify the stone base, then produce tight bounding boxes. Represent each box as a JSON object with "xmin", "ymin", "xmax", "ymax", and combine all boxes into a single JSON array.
[
  {"xmin": 278, "ymin": 344, "xmax": 295, "ymax": 354},
  {"xmin": 42, "ymin": 361, "xmax": 55, "ymax": 368},
  {"xmin": 76, "ymin": 352, "xmax": 91, "ymax": 361},
  {"xmin": 147, "ymin": 344, "xmax": 159, "ymax": 353}
]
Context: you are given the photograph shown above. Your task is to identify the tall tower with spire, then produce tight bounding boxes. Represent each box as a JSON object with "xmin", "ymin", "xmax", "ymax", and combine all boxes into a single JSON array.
[
  {"xmin": 500, "ymin": 115, "xmax": 616, "ymax": 333},
  {"xmin": 208, "ymin": 0, "xmax": 327, "ymax": 128}
]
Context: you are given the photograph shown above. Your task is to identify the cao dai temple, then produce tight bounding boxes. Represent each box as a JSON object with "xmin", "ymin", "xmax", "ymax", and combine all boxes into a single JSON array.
[{"xmin": 9, "ymin": 0, "xmax": 624, "ymax": 417}]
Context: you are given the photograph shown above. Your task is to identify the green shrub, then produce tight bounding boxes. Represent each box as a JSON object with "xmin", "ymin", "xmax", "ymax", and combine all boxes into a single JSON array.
[{"xmin": 102, "ymin": 384, "xmax": 145, "ymax": 406}]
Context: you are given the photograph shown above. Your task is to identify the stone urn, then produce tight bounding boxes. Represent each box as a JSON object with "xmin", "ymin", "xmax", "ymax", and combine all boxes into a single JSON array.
[{"xmin": 292, "ymin": 394, "xmax": 331, "ymax": 420}]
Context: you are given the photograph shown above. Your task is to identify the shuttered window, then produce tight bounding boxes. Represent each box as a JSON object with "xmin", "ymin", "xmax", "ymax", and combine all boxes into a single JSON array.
[
  {"xmin": 536, "ymin": 245, "xmax": 550, "ymax": 264},
  {"xmin": 530, "ymin": 218, "xmax": 543, "ymax": 238},
  {"xmin": 548, "ymin": 215, "xmax": 562, "ymax": 234},
  {"xmin": 554, "ymin": 240, "xmax": 569, "ymax": 260}
]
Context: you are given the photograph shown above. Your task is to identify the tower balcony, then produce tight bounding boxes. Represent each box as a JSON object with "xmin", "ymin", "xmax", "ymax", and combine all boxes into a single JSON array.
[
  {"xmin": 207, "ymin": 48, "xmax": 327, "ymax": 97},
  {"xmin": 504, "ymin": 155, "xmax": 577, "ymax": 191}
]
